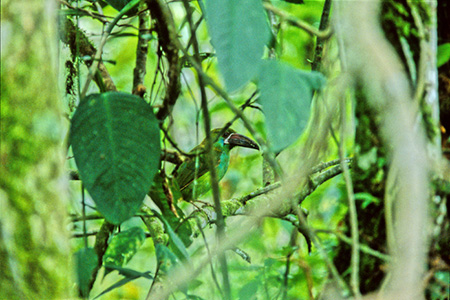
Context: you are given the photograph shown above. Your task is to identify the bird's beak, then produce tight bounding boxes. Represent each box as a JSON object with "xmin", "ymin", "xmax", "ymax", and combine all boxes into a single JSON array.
[{"xmin": 225, "ymin": 133, "xmax": 259, "ymax": 150}]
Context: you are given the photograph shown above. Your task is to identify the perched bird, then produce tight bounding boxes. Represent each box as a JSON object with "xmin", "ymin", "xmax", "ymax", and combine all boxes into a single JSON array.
[{"xmin": 174, "ymin": 128, "xmax": 259, "ymax": 200}]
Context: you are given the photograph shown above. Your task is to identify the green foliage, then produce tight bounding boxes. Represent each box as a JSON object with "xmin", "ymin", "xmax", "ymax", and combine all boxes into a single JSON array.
[
  {"xmin": 103, "ymin": 227, "xmax": 146, "ymax": 273},
  {"xmin": 258, "ymin": 60, "xmax": 326, "ymax": 152},
  {"xmin": 438, "ymin": 43, "xmax": 450, "ymax": 67},
  {"xmin": 75, "ymin": 247, "xmax": 98, "ymax": 298},
  {"xmin": 70, "ymin": 92, "xmax": 161, "ymax": 224},
  {"xmin": 205, "ymin": 0, "xmax": 270, "ymax": 92},
  {"xmin": 60, "ymin": 0, "xmax": 445, "ymax": 299}
]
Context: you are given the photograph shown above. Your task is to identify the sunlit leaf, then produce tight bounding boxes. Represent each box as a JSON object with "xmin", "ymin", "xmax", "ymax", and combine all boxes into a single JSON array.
[
  {"xmin": 438, "ymin": 43, "xmax": 450, "ymax": 67},
  {"xmin": 205, "ymin": 0, "xmax": 270, "ymax": 92},
  {"xmin": 70, "ymin": 92, "xmax": 161, "ymax": 224},
  {"xmin": 103, "ymin": 226, "xmax": 146, "ymax": 274}
]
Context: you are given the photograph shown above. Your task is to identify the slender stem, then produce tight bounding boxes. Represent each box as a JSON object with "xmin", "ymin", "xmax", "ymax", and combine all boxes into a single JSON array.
[
  {"xmin": 181, "ymin": 1, "xmax": 231, "ymax": 298},
  {"xmin": 196, "ymin": 218, "xmax": 224, "ymax": 298},
  {"xmin": 293, "ymin": 207, "xmax": 350, "ymax": 296},
  {"xmin": 312, "ymin": 0, "xmax": 332, "ymax": 71},
  {"xmin": 339, "ymin": 85, "xmax": 361, "ymax": 298},
  {"xmin": 282, "ymin": 230, "xmax": 297, "ymax": 300},
  {"xmin": 81, "ymin": 184, "xmax": 88, "ymax": 248},
  {"xmin": 315, "ymin": 230, "xmax": 391, "ymax": 262}
]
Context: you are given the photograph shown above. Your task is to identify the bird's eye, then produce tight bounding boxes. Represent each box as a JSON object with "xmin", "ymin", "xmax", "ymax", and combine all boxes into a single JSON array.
[{"xmin": 223, "ymin": 130, "xmax": 234, "ymax": 138}]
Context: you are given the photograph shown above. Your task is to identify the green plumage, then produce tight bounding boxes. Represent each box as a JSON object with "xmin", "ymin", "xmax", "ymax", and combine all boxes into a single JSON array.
[{"xmin": 174, "ymin": 128, "xmax": 259, "ymax": 200}]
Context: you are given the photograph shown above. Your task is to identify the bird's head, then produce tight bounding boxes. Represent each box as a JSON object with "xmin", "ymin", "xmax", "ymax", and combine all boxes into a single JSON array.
[{"xmin": 210, "ymin": 128, "xmax": 259, "ymax": 151}]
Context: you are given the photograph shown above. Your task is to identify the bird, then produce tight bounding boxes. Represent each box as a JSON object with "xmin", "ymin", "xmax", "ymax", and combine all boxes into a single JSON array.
[{"xmin": 173, "ymin": 128, "xmax": 259, "ymax": 200}]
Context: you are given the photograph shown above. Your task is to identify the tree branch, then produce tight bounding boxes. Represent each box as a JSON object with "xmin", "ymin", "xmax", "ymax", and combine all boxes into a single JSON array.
[
  {"xmin": 263, "ymin": 3, "xmax": 332, "ymax": 39},
  {"xmin": 145, "ymin": 0, "xmax": 181, "ymax": 121},
  {"xmin": 60, "ymin": 17, "xmax": 117, "ymax": 92},
  {"xmin": 132, "ymin": 6, "xmax": 151, "ymax": 97}
]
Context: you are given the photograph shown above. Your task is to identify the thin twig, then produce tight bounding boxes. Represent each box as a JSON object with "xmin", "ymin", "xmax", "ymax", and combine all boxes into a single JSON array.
[
  {"xmin": 80, "ymin": 0, "xmax": 140, "ymax": 98},
  {"xmin": 293, "ymin": 206, "xmax": 351, "ymax": 295},
  {"xmin": 311, "ymin": 157, "xmax": 352, "ymax": 174},
  {"xmin": 315, "ymin": 229, "xmax": 391, "ymax": 261},
  {"xmin": 339, "ymin": 81, "xmax": 361, "ymax": 297},
  {"xmin": 263, "ymin": 3, "xmax": 332, "ymax": 39},
  {"xmin": 282, "ymin": 230, "xmax": 297, "ymax": 300}
]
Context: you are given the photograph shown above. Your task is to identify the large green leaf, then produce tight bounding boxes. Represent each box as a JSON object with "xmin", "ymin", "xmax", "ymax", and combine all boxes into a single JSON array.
[
  {"xmin": 75, "ymin": 247, "xmax": 98, "ymax": 298},
  {"xmin": 258, "ymin": 61, "xmax": 325, "ymax": 153},
  {"xmin": 70, "ymin": 92, "xmax": 160, "ymax": 224},
  {"xmin": 205, "ymin": 0, "xmax": 270, "ymax": 92},
  {"xmin": 103, "ymin": 226, "xmax": 146, "ymax": 273}
]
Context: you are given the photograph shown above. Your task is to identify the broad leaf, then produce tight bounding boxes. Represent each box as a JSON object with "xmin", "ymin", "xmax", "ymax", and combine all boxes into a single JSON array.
[
  {"xmin": 70, "ymin": 92, "xmax": 161, "ymax": 224},
  {"xmin": 103, "ymin": 226, "xmax": 146, "ymax": 274},
  {"xmin": 75, "ymin": 247, "xmax": 98, "ymax": 298},
  {"xmin": 258, "ymin": 61, "xmax": 325, "ymax": 153},
  {"xmin": 205, "ymin": 0, "xmax": 270, "ymax": 92}
]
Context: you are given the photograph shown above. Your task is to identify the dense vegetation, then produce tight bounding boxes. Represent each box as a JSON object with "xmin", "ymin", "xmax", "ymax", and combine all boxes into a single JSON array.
[{"xmin": 1, "ymin": 0, "xmax": 450, "ymax": 299}]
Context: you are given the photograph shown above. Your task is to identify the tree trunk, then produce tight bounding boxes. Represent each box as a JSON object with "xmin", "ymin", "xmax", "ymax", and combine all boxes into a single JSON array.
[{"xmin": 0, "ymin": 0, "xmax": 72, "ymax": 298}]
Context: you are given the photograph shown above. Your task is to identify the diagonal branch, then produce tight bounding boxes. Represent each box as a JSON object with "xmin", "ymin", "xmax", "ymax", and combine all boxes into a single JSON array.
[
  {"xmin": 60, "ymin": 17, "xmax": 117, "ymax": 92},
  {"xmin": 263, "ymin": 3, "xmax": 332, "ymax": 39},
  {"xmin": 145, "ymin": 0, "xmax": 181, "ymax": 121}
]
